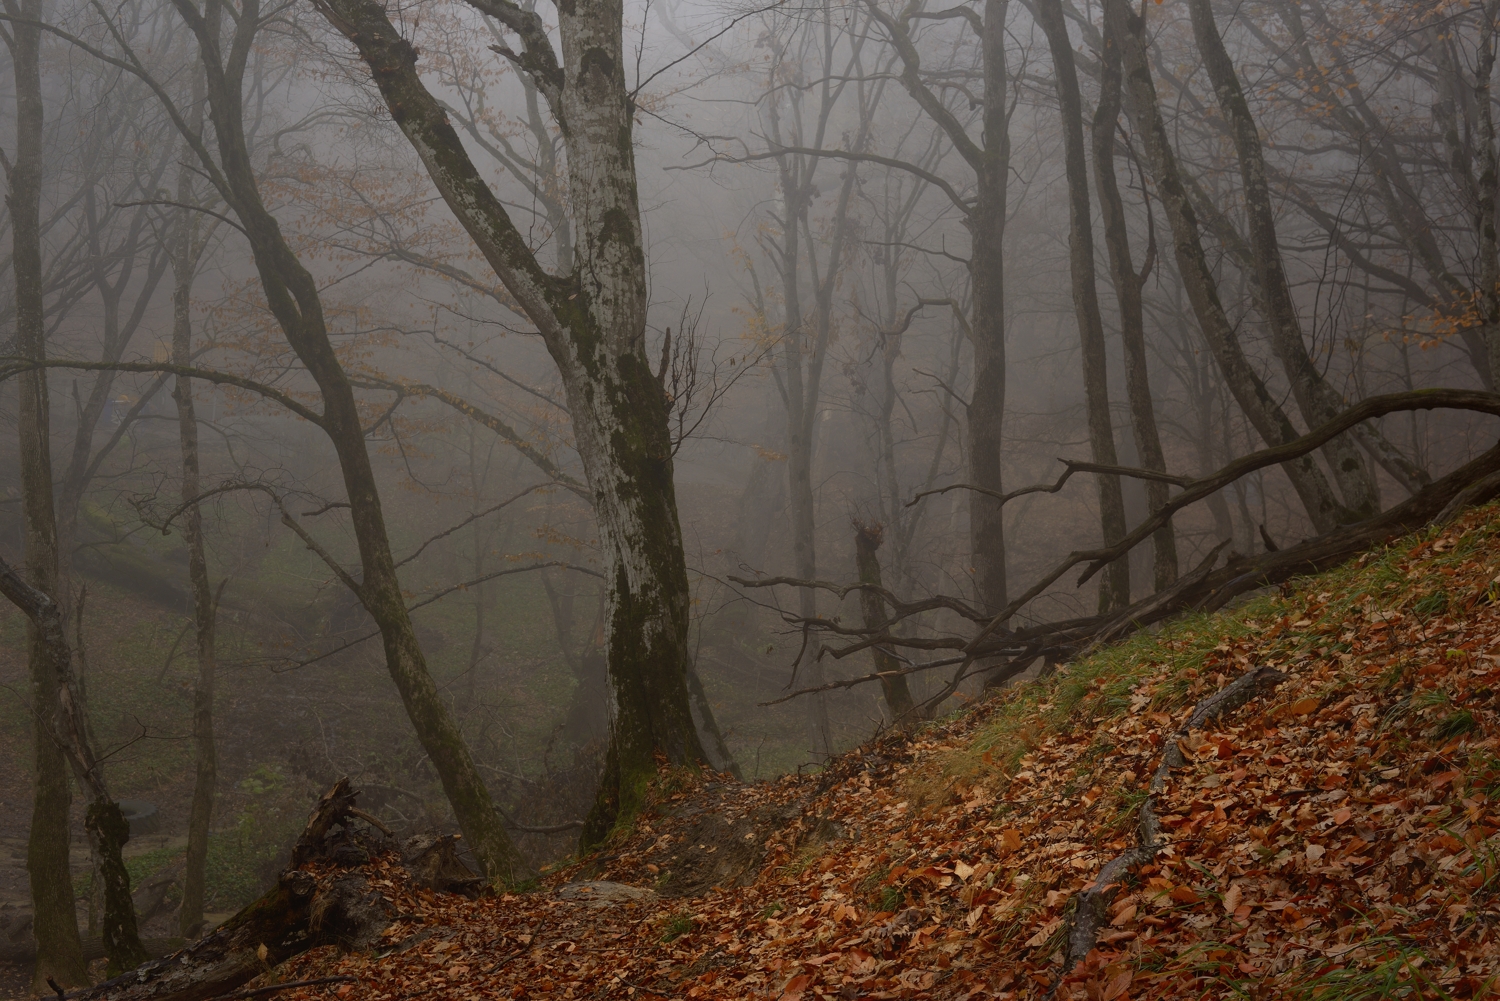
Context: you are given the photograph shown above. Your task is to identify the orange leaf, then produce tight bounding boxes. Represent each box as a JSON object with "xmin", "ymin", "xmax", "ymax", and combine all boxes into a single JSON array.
[
  {"xmin": 1288, "ymin": 697, "xmax": 1320, "ymax": 716},
  {"xmin": 1169, "ymin": 885, "xmax": 1199, "ymax": 904},
  {"xmin": 779, "ymin": 974, "xmax": 813, "ymax": 1001}
]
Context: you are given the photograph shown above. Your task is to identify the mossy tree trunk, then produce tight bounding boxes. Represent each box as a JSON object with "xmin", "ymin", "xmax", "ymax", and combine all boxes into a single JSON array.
[{"xmin": 310, "ymin": 0, "xmax": 712, "ymax": 844}]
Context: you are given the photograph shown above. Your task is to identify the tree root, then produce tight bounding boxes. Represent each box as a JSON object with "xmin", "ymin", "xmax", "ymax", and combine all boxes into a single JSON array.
[{"xmin": 1056, "ymin": 666, "xmax": 1288, "ymax": 980}]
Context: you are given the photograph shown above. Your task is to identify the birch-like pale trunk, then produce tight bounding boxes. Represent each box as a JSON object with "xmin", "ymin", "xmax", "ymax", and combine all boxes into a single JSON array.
[{"xmin": 311, "ymin": 0, "xmax": 708, "ymax": 842}]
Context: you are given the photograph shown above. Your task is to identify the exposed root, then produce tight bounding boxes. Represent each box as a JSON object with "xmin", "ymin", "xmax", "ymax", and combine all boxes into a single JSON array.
[{"xmin": 1057, "ymin": 666, "xmax": 1288, "ymax": 977}]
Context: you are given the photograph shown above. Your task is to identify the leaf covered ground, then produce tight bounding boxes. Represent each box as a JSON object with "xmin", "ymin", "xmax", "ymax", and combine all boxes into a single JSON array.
[{"xmin": 270, "ymin": 505, "xmax": 1500, "ymax": 1000}]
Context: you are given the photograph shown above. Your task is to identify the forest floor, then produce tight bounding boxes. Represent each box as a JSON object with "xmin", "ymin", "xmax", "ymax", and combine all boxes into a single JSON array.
[{"xmin": 245, "ymin": 502, "xmax": 1500, "ymax": 999}]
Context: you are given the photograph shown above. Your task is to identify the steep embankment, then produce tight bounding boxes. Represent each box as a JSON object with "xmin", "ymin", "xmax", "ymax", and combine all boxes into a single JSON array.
[{"xmin": 271, "ymin": 505, "xmax": 1500, "ymax": 999}]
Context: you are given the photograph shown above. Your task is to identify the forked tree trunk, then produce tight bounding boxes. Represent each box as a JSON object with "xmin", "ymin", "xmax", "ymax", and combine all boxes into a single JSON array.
[
  {"xmin": 1107, "ymin": 0, "xmax": 1349, "ymax": 533},
  {"xmin": 1035, "ymin": 0, "xmax": 1131, "ymax": 610},
  {"xmin": 1185, "ymin": 0, "xmax": 1379, "ymax": 520},
  {"xmin": 1091, "ymin": 7, "xmax": 1178, "ymax": 590},
  {"xmin": 2, "ymin": 0, "xmax": 89, "ymax": 984},
  {"xmin": 309, "ymin": 0, "xmax": 709, "ymax": 844}
]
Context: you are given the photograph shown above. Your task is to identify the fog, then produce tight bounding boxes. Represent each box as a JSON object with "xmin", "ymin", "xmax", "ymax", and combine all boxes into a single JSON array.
[{"xmin": 0, "ymin": 0, "xmax": 1496, "ymax": 957}]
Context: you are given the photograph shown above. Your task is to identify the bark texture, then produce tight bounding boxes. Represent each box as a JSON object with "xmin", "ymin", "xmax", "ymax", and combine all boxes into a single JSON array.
[
  {"xmin": 852, "ymin": 523, "xmax": 915, "ymax": 723},
  {"xmin": 1185, "ymin": 0, "xmax": 1378, "ymax": 520},
  {"xmin": 1035, "ymin": 0, "xmax": 1130, "ymax": 610},
  {"xmin": 66, "ymin": 779, "xmax": 434, "ymax": 1001},
  {"xmin": 170, "ymin": 147, "xmax": 218, "ymax": 936},
  {"xmin": 1108, "ymin": 0, "xmax": 1349, "ymax": 532},
  {"xmin": 0, "ymin": 558, "xmax": 148, "ymax": 975},
  {"xmin": 307, "ymin": 0, "xmax": 708, "ymax": 844},
  {"xmin": 1092, "ymin": 8, "xmax": 1178, "ymax": 590},
  {"xmin": 164, "ymin": 0, "xmax": 525, "ymax": 881},
  {"xmin": 2, "ymin": 0, "xmax": 89, "ymax": 982}
]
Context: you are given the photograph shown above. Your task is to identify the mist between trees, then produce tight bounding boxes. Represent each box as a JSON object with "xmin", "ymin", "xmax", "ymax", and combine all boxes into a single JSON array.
[{"xmin": 0, "ymin": 0, "xmax": 1498, "ymax": 985}]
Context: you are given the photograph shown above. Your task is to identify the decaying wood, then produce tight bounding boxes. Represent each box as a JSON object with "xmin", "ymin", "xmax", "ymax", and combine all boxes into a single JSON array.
[{"xmin": 66, "ymin": 779, "xmax": 478, "ymax": 1001}]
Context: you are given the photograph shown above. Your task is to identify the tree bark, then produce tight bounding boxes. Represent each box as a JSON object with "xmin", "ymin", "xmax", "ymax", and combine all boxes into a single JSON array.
[
  {"xmin": 1, "ymin": 0, "xmax": 89, "ymax": 983},
  {"xmin": 0, "ymin": 558, "xmax": 149, "ymax": 975},
  {"xmin": 170, "ymin": 146, "xmax": 218, "ymax": 938},
  {"xmin": 67, "ymin": 779, "xmax": 437, "ymax": 1001},
  {"xmin": 967, "ymin": 0, "xmax": 1013, "ymax": 618},
  {"xmin": 307, "ymin": 0, "xmax": 709, "ymax": 845},
  {"xmin": 1476, "ymin": 0, "xmax": 1500, "ymax": 385},
  {"xmin": 1185, "ymin": 0, "xmax": 1378, "ymax": 520},
  {"xmin": 1035, "ymin": 0, "xmax": 1130, "ymax": 610},
  {"xmin": 1091, "ymin": 7, "xmax": 1178, "ymax": 590},
  {"xmin": 852, "ymin": 522, "xmax": 915, "ymax": 723},
  {"xmin": 1108, "ymin": 0, "xmax": 1349, "ymax": 533},
  {"xmin": 163, "ymin": 0, "xmax": 527, "ymax": 882}
]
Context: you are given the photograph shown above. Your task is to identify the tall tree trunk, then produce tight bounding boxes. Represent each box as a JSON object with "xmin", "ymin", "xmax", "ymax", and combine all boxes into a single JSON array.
[
  {"xmin": 1108, "ymin": 0, "xmax": 1349, "ymax": 533},
  {"xmin": 170, "ymin": 162, "xmax": 217, "ymax": 938},
  {"xmin": 967, "ymin": 0, "xmax": 1012, "ymax": 617},
  {"xmin": 1185, "ymin": 0, "xmax": 1378, "ymax": 520},
  {"xmin": 3, "ymin": 0, "xmax": 89, "ymax": 984},
  {"xmin": 852, "ymin": 522, "xmax": 915, "ymax": 724},
  {"xmin": 309, "ymin": 0, "xmax": 709, "ymax": 846},
  {"xmin": 1477, "ymin": 0, "xmax": 1500, "ymax": 384},
  {"xmin": 1091, "ymin": 6, "xmax": 1178, "ymax": 590},
  {"xmin": 166, "ymin": 0, "xmax": 527, "ymax": 883},
  {"xmin": 1035, "ymin": 0, "xmax": 1130, "ymax": 610}
]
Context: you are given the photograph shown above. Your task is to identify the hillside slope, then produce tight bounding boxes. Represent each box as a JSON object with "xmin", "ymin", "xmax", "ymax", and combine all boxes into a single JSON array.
[{"xmin": 270, "ymin": 505, "xmax": 1500, "ymax": 1000}]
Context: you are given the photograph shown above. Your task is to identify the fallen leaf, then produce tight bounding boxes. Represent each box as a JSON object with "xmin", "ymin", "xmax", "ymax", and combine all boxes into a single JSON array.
[
  {"xmin": 1222, "ymin": 883, "xmax": 1241, "ymax": 914},
  {"xmin": 1169, "ymin": 885, "xmax": 1199, "ymax": 904},
  {"xmin": 778, "ymin": 974, "xmax": 813, "ymax": 1001},
  {"xmin": 1288, "ymin": 697, "xmax": 1320, "ymax": 715}
]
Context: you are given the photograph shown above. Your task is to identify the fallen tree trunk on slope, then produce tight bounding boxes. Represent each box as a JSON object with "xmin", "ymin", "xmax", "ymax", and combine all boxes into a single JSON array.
[
  {"xmin": 65, "ymin": 779, "xmax": 478, "ymax": 1001},
  {"xmin": 754, "ymin": 435, "xmax": 1500, "ymax": 708}
]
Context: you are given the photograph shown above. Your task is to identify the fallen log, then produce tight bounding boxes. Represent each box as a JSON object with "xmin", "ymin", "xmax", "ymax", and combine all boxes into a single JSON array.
[{"xmin": 66, "ymin": 778, "xmax": 477, "ymax": 1001}]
